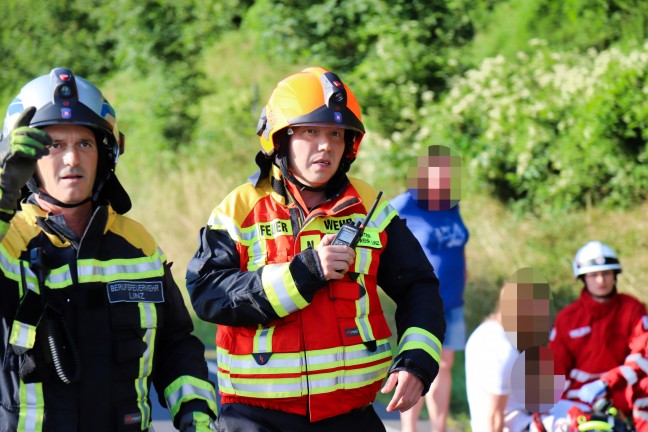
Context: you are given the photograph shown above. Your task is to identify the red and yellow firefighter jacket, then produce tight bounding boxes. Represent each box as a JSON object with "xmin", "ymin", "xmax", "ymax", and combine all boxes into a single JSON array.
[
  {"xmin": 188, "ymin": 166, "xmax": 445, "ymax": 422},
  {"xmin": 549, "ymin": 288, "xmax": 646, "ymax": 415},
  {"xmin": 0, "ymin": 200, "xmax": 217, "ymax": 431}
]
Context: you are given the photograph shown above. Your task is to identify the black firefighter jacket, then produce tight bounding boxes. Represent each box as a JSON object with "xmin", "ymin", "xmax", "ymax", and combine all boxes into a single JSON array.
[{"xmin": 0, "ymin": 199, "xmax": 217, "ymax": 431}]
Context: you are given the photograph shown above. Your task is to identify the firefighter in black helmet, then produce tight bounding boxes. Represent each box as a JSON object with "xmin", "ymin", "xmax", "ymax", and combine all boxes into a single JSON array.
[{"xmin": 0, "ymin": 68, "xmax": 217, "ymax": 431}]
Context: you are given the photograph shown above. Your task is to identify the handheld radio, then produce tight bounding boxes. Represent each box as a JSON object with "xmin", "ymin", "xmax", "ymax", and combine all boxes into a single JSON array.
[{"xmin": 331, "ymin": 191, "xmax": 383, "ymax": 248}]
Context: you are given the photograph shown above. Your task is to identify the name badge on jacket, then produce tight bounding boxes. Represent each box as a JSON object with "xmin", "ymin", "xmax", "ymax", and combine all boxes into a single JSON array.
[{"xmin": 107, "ymin": 281, "xmax": 165, "ymax": 303}]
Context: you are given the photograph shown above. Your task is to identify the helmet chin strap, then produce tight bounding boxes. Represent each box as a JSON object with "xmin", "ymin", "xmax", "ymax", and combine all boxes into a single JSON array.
[
  {"xmin": 275, "ymin": 133, "xmax": 328, "ymax": 193},
  {"xmin": 27, "ymin": 179, "xmax": 92, "ymax": 209},
  {"xmin": 275, "ymin": 129, "xmax": 355, "ymax": 195},
  {"xmin": 276, "ymin": 155, "xmax": 327, "ymax": 192}
]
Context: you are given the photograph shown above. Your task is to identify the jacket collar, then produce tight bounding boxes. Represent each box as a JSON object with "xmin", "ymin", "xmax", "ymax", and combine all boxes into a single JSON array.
[
  {"xmin": 579, "ymin": 287, "xmax": 620, "ymax": 319},
  {"xmin": 20, "ymin": 197, "xmax": 116, "ymax": 248}
]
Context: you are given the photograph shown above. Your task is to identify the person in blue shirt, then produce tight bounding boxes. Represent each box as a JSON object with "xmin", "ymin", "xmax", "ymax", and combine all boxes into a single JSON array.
[{"xmin": 390, "ymin": 145, "xmax": 469, "ymax": 432}]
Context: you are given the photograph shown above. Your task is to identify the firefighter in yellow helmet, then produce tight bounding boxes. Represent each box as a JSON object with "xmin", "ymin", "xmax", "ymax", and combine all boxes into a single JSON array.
[
  {"xmin": 188, "ymin": 67, "xmax": 445, "ymax": 431},
  {"xmin": 0, "ymin": 68, "xmax": 217, "ymax": 431}
]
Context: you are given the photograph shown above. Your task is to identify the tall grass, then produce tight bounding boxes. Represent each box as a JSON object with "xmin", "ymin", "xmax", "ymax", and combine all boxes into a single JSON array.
[{"xmin": 119, "ymin": 157, "xmax": 242, "ymax": 346}]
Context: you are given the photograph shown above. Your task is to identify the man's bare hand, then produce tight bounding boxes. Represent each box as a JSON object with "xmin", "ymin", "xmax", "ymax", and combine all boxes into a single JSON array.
[
  {"xmin": 316, "ymin": 234, "xmax": 355, "ymax": 280},
  {"xmin": 381, "ymin": 370, "xmax": 424, "ymax": 413}
]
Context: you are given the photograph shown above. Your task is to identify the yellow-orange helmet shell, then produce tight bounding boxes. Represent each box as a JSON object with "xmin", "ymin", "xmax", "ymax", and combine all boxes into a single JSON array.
[{"xmin": 256, "ymin": 67, "xmax": 365, "ymax": 158}]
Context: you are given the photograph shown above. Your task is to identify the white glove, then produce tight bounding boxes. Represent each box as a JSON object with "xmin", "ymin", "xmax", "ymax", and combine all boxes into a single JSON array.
[{"xmin": 578, "ymin": 379, "xmax": 608, "ymax": 404}]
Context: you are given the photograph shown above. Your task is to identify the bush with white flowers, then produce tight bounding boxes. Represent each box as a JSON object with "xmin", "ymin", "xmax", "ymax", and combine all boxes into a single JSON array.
[{"xmin": 369, "ymin": 42, "xmax": 648, "ymax": 214}]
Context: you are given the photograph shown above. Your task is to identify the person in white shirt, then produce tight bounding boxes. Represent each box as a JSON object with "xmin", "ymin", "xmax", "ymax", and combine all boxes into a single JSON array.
[
  {"xmin": 465, "ymin": 268, "xmax": 554, "ymax": 432},
  {"xmin": 466, "ymin": 317, "xmax": 530, "ymax": 431}
]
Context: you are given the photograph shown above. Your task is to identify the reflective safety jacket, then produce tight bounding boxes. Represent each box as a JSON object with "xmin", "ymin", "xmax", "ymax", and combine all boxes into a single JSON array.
[
  {"xmin": 549, "ymin": 288, "xmax": 646, "ymax": 414},
  {"xmin": 601, "ymin": 317, "xmax": 648, "ymax": 391},
  {"xmin": 600, "ymin": 317, "xmax": 648, "ymax": 430},
  {"xmin": 188, "ymin": 166, "xmax": 445, "ymax": 422},
  {"xmin": 0, "ymin": 200, "xmax": 217, "ymax": 432}
]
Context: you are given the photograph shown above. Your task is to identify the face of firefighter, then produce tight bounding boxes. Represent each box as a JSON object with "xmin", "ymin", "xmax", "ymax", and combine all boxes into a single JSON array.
[
  {"xmin": 288, "ymin": 125, "xmax": 345, "ymax": 188},
  {"xmin": 583, "ymin": 270, "xmax": 616, "ymax": 301},
  {"xmin": 36, "ymin": 124, "xmax": 98, "ymax": 205}
]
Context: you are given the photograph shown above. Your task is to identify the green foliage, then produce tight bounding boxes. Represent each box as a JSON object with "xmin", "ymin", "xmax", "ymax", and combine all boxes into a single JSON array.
[
  {"xmin": 244, "ymin": 0, "xmax": 474, "ymax": 137},
  {"xmin": 98, "ymin": 0, "xmax": 246, "ymax": 150},
  {"xmin": 0, "ymin": 0, "xmax": 116, "ymax": 105},
  {"xmin": 0, "ymin": 0, "xmax": 250, "ymax": 152},
  {"xmin": 373, "ymin": 43, "xmax": 648, "ymax": 214},
  {"xmin": 182, "ymin": 29, "xmax": 301, "ymax": 177},
  {"xmin": 468, "ymin": 0, "xmax": 648, "ymax": 62}
]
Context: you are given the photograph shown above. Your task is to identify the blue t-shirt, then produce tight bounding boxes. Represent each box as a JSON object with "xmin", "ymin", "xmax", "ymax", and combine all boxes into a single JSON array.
[{"xmin": 390, "ymin": 191, "xmax": 469, "ymax": 311}]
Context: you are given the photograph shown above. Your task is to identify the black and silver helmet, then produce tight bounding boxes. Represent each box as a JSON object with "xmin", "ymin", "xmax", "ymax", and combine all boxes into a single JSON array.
[{"xmin": 0, "ymin": 67, "xmax": 130, "ymax": 213}]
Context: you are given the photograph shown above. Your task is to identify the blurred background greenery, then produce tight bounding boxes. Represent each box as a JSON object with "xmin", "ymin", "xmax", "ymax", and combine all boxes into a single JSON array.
[{"xmin": 2, "ymin": 1, "xmax": 647, "ymax": 428}]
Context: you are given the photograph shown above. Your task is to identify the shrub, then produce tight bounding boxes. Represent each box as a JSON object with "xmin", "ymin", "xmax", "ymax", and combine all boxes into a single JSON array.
[{"xmin": 371, "ymin": 42, "xmax": 648, "ymax": 214}]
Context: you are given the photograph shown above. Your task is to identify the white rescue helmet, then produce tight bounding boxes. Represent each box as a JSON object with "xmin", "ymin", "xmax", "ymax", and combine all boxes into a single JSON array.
[{"xmin": 572, "ymin": 241, "xmax": 622, "ymax": 278}]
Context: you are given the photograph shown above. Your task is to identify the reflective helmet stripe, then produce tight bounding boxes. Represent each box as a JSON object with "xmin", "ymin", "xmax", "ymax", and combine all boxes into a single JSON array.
[{"xmin": 572, "ymin": 241, "xmax": 622, "ymax": 277}]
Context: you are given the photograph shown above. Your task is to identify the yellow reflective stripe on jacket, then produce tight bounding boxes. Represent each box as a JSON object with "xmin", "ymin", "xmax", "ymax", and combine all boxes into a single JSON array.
[
  {"xmin": 355, "ymin": 275, "xmax": 375, "ymax": 342},
  {"xmin": 261, "ymin": 263, "xmax": 308, "ymax": 317},
  {"xmin": 9, "ymin": 320, "xmax": 36, "ymax": 349},
  {"xmin": 217, "ymin": 339, "xmax": 392, "ymax": 398},
  {"xmin": 253, "ymin": 326, "xmax": 275, "ymax": 353},
  {"xmin": 41, "ymin": 248, "xmax": 165, "ymax": 289},
  {"xmin": 218, "ymin": 341, "xmax": 391, "ymax": 374},
  {"xmin": 164, "ymin": 376, "xmax": 218, "ymax": 419},
  {"xmin": 0, "ymin": 246, "xmax": 38, "ymax": 291},
  {"xmin": 208, "ymin": 213, "xmax": 267, "ymax": 271},
  {"xmin": 135, "ymin": 302, "xmax": 157, "ymax": 429},
  {"xmin": 354, "ymin": 247, "xmax": 372, "ymax": 274},
  {"xmin": 227, "ymin": 376, "xmax": 306, "ymax": 398},
  {"xmin": 305, "ymin": 339, "xmax": 392, "ymax": 372},
  {"xmin": 218, "ymin": 349, "xmax": 304, "ymax": 375},
  {"xmin": 189, "ymin": 412, "xmax": 214, "ymax": 429},
  {"xmin": 207, "ymin": 213, "xmax": 258, "ymax": 245},
  {"xmin": 398, "ymin": 327, "xmax": 442, "ymax": 363},
  {"xmin": 17, "ymin": 381, "xmax": 43, "ymax": 432},
  {"xmin": 366, "ymin": 202, "xmax": 398, "ymax": 231},
  {"xmin": 308, "ymin": 359, "xmax": 391, "ymax": 394},
  {"xmin": 245, "ymin": 234, "xmax": 267, "ymax": 272},
  {"xmin": 139, "ymin": 301, "xmax": 158, "ymax": 329}
]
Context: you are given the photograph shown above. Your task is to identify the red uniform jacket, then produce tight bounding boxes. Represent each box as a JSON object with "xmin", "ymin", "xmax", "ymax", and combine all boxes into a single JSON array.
[{"xmin": 549, "ymin": 288, "xmax": 646, "ymax": 414}]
